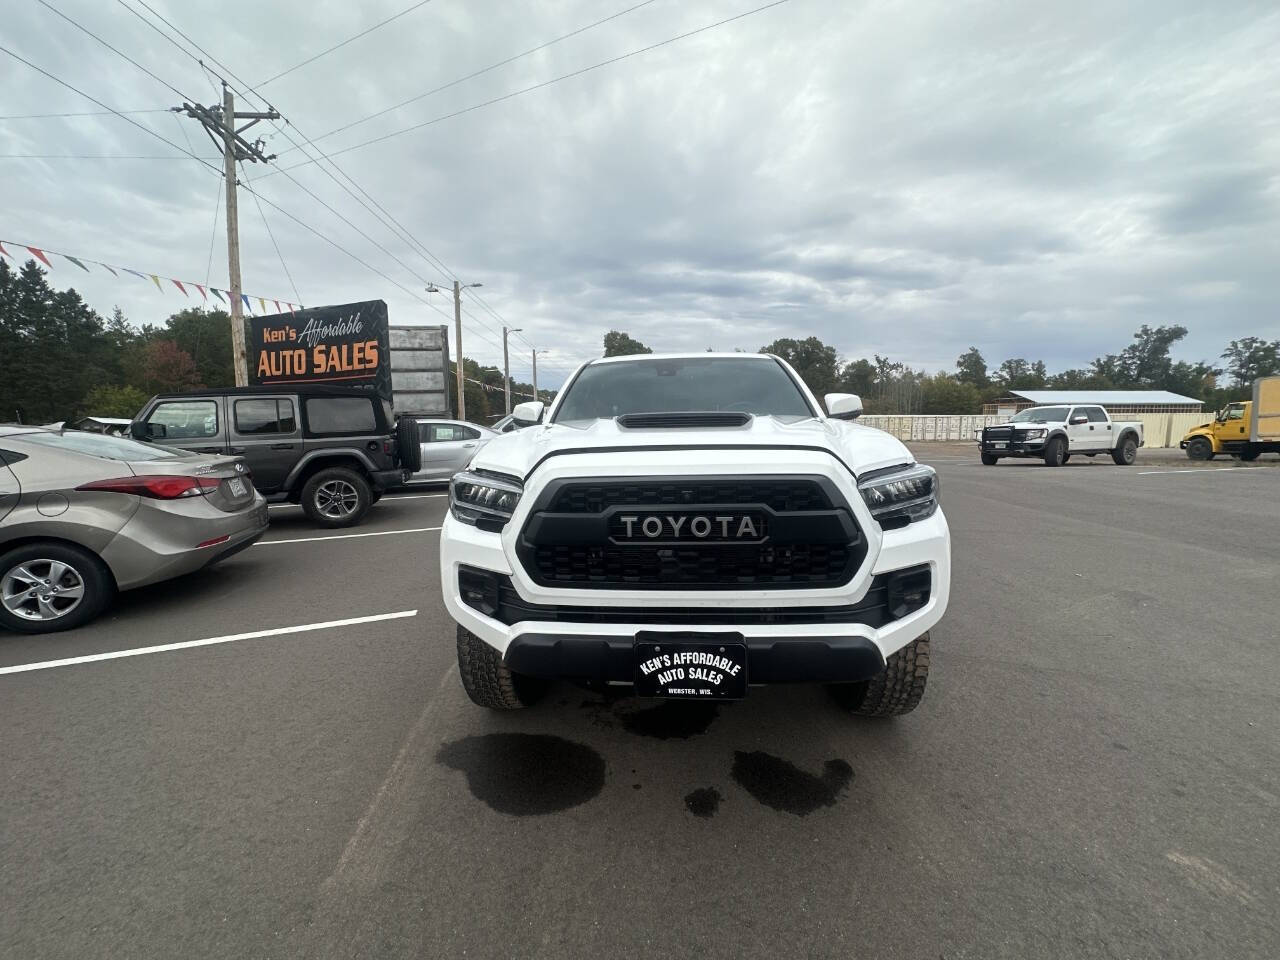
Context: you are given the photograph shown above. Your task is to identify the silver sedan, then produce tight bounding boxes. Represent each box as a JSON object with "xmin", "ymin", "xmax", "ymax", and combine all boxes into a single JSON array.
[
  {"xmin": 407, "ymin": 419, "xmax": 498, "ymax": 483},
  {"xmin": 0, "ymin": 426, "xmax": 268, "ymax": 634}
]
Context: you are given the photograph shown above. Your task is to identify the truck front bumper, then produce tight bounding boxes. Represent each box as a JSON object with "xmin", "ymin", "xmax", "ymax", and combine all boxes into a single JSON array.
[{"xmin": 439, "ymin": 507, "xmax": 951, "ymax": 683}]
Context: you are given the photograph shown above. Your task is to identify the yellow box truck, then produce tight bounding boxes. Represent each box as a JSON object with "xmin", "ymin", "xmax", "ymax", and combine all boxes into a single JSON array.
[{"xmin": 1181, "ymin": 375, "xmax": 1280, "ymax": 460}]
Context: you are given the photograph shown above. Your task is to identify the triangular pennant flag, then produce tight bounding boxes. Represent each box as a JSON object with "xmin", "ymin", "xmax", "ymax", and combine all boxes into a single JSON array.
[
  {"xmin": 241, "ymin": 293, "xmax": 252, "ymax": 312},
  {"xmin": 0, "ymin": 242, "xmax": 11, "ymax": 259},
  {"xmin": 64, "ymin": 255, "xmax": 91, "ymax": 273},
  {"xmin": 172, "ymin": 279, "xmax": 188, "ymax": 296},
  {"xmin": 288, "ymin": 303, "xmax": 296, "ymax": 314},
  {"xmin": 210, "ymin": 288, "xmax": 226, "ymax": 303},
  {"xmin": 96, "ymin": 261, "xmax": 117, "ymax": 276},
  {"xmin": 124, "ymin": 268, "xmax": 147, "ymax": 280},
  {"xmin": 195, "ymin": 284, "xmax": 207, "ymax": 301},
  {"xmin": 258, "ymin": 297, "xmax": 266, "ymax": 314},
  {"xmin": 26, "ymin": 246, "xmax": 53, "ymax": 268},
  {"xmin": 273, "ymin": 299, "xmax": 281, "ymax": 313},
  {"xmin": 149, "ymin": 274, "xmax": 163, "ymax": 292}
]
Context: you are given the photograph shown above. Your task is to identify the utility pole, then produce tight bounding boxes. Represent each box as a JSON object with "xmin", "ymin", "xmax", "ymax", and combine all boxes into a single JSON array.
[
  {"xmin": 502, "ymin": 325, "xmax": 523, "ymax": 414},
  {"xmin": 175, "ymin": 85, "xmax": 279, "ymax": 386},
  {"xmin": 453, "ymin": 281, "xmax": 465, "ymax": 421},
  {"xmin": 531, "ymin": 349, "xmax": 538, "ymax": 400}
]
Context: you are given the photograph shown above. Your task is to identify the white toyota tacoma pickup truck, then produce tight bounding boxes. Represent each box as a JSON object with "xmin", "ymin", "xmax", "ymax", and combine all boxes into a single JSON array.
[
  {"xmin": 978, "ymin": 404, "xmax": 1144, "ymax": 467},
  {"xmin": 439, "ymin": 353, "xmax": 950, "ymax": 717}
]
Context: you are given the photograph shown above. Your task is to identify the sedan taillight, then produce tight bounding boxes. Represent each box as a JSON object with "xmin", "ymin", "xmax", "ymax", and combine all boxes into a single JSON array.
[{"xmin": 77, "ymin": 475, "xmax": 223, "ymax": 499}]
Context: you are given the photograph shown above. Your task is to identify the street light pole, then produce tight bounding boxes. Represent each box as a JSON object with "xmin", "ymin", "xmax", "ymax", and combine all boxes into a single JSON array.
[
  {"xmin": 428, "ymin": 281, "xmax": 481, "ymax": 421},
  {"xmin": 502, "ymin": 326, "xmax": 523, "ymax": 414}
]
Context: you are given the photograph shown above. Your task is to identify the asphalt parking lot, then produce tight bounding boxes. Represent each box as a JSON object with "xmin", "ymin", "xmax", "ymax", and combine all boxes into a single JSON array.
[{"xmin": 3, "ymin": 449, "xmax": 1278, "ymax": 959}]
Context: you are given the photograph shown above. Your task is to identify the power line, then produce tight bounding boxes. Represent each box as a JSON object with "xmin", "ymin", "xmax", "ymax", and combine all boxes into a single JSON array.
[
  {"xmin": 33, "ymin": 0, "xmax": 190, "ymax": 101},
  {"xmin": 0, "ymin": 44, "xmax": 223, "ymax": 176},
  {"xmin": 0, "ymin": 108, "xmax": 167, "ymax": 120},
  {"xmin": 269, "ymin": 0, "xmax": 792, "ymax": 172},
  {"xmin": 204, "ymin": 174, "xmax": 222, "ymax": 287},
  {"xmin": 280, "ymin": 0, "xmax": 660, "ymax": 154},
  {"xmin": 239, "ymin": 161, "xmax": 302, "ymax": 306},
  {"xmin": 0, "ymin": 153, "xmax": 215, "ymax": 160},
  {"xmin": 254, "ymin": 0, "xmax": 437, "ymax": 89}
]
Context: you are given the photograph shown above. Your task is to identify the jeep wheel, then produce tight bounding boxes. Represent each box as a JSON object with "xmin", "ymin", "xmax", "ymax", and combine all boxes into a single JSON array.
[
  {"xmin": 832, "ymin": 633, "xmax": 930, "ymax": 717},
  {"xmin": 301, "ymin": 467, "xmax": 372, "ymax": 528},
  {"xmin": 1111, "ymin": 436, "xmax": 1138, "ymax": 466},
  {"xmin": 456, "ymin": 625, "xmax": 547, "ymax": 710},
  {"xmin": 0, "ymin": 542, "xmax": 115, "ymax": 634},
  {"xmin": 1043, "ymin": 436, "xmax": 1067, "ymax": 467},
  {"xmin": 980, "ymin": 453, "xmax": 999, "ymax": 466},
  {"xmin": 1185, "ymin": 437, "xmax": 1214, "ymax": 461}
]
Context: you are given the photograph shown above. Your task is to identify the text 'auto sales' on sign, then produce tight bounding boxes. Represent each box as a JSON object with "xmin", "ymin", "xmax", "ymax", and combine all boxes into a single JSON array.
[{"xmin": 250, "ymin": 299, "xmax": 391, "ymax": 398}]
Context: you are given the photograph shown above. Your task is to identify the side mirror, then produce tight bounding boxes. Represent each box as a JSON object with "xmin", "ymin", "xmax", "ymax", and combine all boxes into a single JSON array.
[
  {"xmin": 511, "ymin": 400, "xmax": 544, "ymax": 426},
  {"xmin": 1070, "ymin": 415, "xmax": 1088, "ymax": 425},
  {"xmin": 824, "ymin": 393, "xmax": 862, "ymax": 420},
  {"xmin": 133, "ymin": 421, "xmax": 164, "ymax": 439}
]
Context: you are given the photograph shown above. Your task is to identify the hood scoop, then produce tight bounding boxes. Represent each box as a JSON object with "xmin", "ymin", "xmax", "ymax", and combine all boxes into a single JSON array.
[{"xmin": 616, "ymin": 411, "xmax": 752, "ymax": 429}]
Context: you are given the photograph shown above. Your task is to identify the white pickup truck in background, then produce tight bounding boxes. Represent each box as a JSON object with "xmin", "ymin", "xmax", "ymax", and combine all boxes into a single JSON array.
[{"xmin": 978, "ymin": 404, "xmax": 1144, "ymax": 466}]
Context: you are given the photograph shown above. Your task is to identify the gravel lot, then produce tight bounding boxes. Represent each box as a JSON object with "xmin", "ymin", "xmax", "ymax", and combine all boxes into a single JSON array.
[{"xmin": 2, "ymin": 448, "xmax": 1278, "ymax": 959}]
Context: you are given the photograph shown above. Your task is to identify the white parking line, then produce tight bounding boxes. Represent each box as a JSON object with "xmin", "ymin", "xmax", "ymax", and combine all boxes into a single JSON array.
[
  {"xmin": 255, "ymin": 526, "xmax": 442, "ymax": 545},
  {"xmin": 0, "ymin": 610, "xmax": 419, "ymax": 676},
  {"xmin": 1136, "ymin": 467, "xmax": 1253, "ymax": 476},
  {"xmin": 267, "ymin": 493, "xmax": 447, "ymax": 509}
]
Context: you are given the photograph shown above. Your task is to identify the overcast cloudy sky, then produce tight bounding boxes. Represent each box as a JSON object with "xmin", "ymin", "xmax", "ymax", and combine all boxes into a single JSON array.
[{"xmin": 3, "ymin": 0, "xmax": 1278, "ymax": 386}]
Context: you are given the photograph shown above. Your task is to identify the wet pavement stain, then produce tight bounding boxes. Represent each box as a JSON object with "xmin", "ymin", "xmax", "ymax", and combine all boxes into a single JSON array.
[
  {"xmin": 436, "ymin": 734, "xmax": 606, "ymax": 816},
  {"xmin": 685, "ymin": 787, "xmax": 722, "ymax": 819},
  {"xmin": 730, "ymin": 751, "xmax": 853, "ymax": 816},
  {"xmin": 620, "ymin": 701, "xmax": 720, "ymax": 740}
]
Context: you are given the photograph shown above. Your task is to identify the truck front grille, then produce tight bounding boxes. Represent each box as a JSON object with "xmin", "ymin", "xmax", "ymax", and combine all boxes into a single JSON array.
[{"xmin": 517, "ymin": 476, "xmax": 864, "ymax": 590}]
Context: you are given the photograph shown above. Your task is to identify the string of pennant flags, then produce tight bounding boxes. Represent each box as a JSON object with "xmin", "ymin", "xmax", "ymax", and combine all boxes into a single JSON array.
[{"xmin": 0, "ymin": 238, "xmax": 303, "ymax": 315}]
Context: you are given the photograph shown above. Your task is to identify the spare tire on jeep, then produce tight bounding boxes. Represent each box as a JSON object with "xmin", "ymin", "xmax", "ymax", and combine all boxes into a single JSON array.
[{"xmin": 395, "ymin": 416, "xmax": 422, "ymax": 473}]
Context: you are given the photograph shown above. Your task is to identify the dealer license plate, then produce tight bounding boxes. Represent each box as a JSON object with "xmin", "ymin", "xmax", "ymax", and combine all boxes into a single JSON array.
[
  {"xmin": 228, "ymin": 478, "xmax": 247, "ymax": 496},
  {"xmin": 634, "ymin": 632, "xmax": 748, "ymax": 700}
]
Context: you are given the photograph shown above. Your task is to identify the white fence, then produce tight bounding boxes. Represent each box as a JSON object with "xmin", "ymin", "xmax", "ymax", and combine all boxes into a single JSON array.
[{"xmin": 858, "ymin": 413, "xmax": 1208, "ymax": 448}]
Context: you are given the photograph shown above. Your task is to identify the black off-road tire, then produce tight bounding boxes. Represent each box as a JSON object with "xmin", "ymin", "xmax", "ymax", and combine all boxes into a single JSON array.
[
  {"xmin": 1111, "ymin": 436, "xmax": 1138, "ymax": 466},
  {"xmin": 395, "ymin": 417, "xmax": 422, "ymax": 473},
  {"xmin": 1043, "ymin": 436, "xmax": 1067, "ymax": 467},
  {"xmin": 980, "ymin": 453, "xmax": 999, "ymax": 466},
  {"xmin": 300, "ymin": 466, "xmax": 373, "ymax": 528},
  {"xmin": 832, "ymin": 633, "xmax": 930, "ymax": 717},
  {"xmin": 1185, "ymin": 437, "xmax": 1214, "ymax": 461},
  {"xmin": 456, "ymin": 625, "xmax": 548, "ymax": 710},
  {"xmin": 0, "ymin": 542, "xmax": 115, "ymax": 634}
]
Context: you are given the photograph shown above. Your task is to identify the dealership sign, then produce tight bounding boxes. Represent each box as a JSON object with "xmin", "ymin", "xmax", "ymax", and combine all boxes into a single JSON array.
[{"xmin": 250, "ymin": 299, "xmax": 391, "ymax": 398}]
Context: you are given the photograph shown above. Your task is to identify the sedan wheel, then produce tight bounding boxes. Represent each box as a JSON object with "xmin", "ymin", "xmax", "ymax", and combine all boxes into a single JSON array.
[{"xmin": 2, "ymin": 558, "xmax": 86, "ymax": 623}]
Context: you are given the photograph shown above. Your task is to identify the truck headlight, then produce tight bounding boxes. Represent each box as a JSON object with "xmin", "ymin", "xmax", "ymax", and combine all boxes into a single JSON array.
[
  {"xmin": 450, "ymin": 470, "xmax": 522, "ymax": 530},
  {"xmin": 1021, "ymin": 429, "xmax": 1046, "ymax": 439},
  {"xmin": 858, "ymin": 463, "xmax": 939, "ymax": 529}
]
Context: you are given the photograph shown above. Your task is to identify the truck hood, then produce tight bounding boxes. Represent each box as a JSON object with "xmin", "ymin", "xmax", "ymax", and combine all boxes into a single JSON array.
[{"xmin": 467, "ymin": 415, "xmax": 914, "ymax": 480}]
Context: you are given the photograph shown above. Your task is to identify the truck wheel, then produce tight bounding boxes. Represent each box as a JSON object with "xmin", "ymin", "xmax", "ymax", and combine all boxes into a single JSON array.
[
  {"xmin": 301, "ymin": 467, "xmax": 372, "ymax": 528},
  {"xmin": 1186, "ymin": 437, "xmax": 1213, "ymax": 460},
  {"xmin": 1043, "ymin": 437, "xmax": 1067, "ymax": 467},
  {"xmin": 1111, "ymin": 436, "xmax": 1138, "ymax": 465},
  {"xmin": 832, "ymin": 633, "xmax": 930, "ymax": 717},
  {"xmin": 456, "ymin": 625, "xmax": 547, "ymax": 710},
  {"xmin": 1239, "ymin": 446, "xmax": 1260, "ymax": 462},
  {"xmin": 980, "ymin": 453, "xmax": 999, "ymax": 466},
  {"xmin": 0, "ymin": 542, "xmax": 115, "ymax": 634}
]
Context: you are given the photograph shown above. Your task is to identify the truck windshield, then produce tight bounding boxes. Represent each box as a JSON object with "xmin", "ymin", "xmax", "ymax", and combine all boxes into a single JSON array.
[
  {"xmin": 553, "ymin": 357, "xmax": 814, "ymax": 424},
  {"xmin": 1011, "ymin": 406, "xmax": 1069, "ymax": 423}
]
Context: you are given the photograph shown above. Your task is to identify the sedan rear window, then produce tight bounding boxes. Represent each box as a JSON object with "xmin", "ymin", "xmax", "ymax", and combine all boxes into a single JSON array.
[{"xmin": 17, "ymin": 431, "xmax": 186, "ymax": 461}]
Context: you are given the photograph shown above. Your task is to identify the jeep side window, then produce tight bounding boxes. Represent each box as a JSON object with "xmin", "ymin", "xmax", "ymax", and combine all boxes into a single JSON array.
[
  {"xmin": 146, "ymin": 400, "xmax": 218, "ymax": 439},
  {"xmin": 234, "ymin": 398, "xmax": 297, "ymax": 435},
  {"xmin": 305, "ymin": 397, "xmax": 376, "ymax": 434}
]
